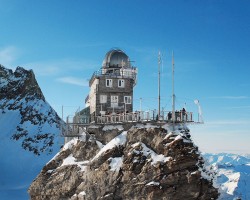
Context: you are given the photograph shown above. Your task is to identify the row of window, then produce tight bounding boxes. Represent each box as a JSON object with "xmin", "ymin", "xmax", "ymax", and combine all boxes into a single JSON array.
[
  {"xmin": 106, "ymin": 79, "xmax": 125, "ymax": 88},
  {"xmin": 100, "ymin": 95, "xmax": 132, "ymax": 104}
]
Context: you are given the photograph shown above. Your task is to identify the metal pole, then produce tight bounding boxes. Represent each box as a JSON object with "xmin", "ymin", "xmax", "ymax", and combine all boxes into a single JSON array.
[
  {"xmin": 139, "ymin": 98, "xmax": 142, "ymax": 121},
  {"xmin": 172, "ymin": 51, "xmax": 176, "ymax": 129},
  {"xmin": 158, "ymin": 51, "xmax": 161, "ymax": 118},
  {"xmin": 140, "ymin": 98, "xmax": 142, "ymax": 113}
]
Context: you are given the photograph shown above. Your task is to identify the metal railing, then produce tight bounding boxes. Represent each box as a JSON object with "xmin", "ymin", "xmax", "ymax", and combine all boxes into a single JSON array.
[
  {"xmin": 89, "ymin": 67, "xmax": 137, "ymax": 86},
  {"xmin": 62, "ymin": 110, "xmax": 202, "ymax": 138},
  {"xmin": 63, "ymin": 123, "xmax": 89, "ymax": 137},
  {"xmin": 94, "ymin": 110, "xmax": 193, "ymax": 124},
  {"xmin": 65, "ymin": 110, "xmax": 195, "ymax": 125}
]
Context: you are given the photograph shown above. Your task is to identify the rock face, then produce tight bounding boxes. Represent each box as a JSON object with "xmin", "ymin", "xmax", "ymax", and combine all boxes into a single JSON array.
[
  {"xmin": 0, "ymin": 64, "xmax": 62, "ymax": 155},
  {"xmin": 29, "ymin": 124, "xmax": 219, "ymax": 199}
]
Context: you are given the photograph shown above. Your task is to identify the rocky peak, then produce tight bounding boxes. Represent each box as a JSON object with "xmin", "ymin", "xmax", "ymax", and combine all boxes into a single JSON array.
[
  {"xmin": 29, "ymin": 123, "xmax": 219, "ymax": 199},
  {"xmin": 0, "ymin": 65, "xmax": 62, "ymax": 155},
  {"xmin": 0, "ymin": 65, "xmax": 44, "ymax": 102},
  {"xmin": 0, "ymin": 64, "xmax": 12, "ymax": 78}
]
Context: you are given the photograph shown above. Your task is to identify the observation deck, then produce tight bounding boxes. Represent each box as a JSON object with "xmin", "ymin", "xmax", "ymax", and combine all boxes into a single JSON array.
[
  {"xmin": 89, "ymin": 67, "xmax": 137, "ymax": 86},
  {"xmin": 62, "ymin": 110, "xmax": 203, "ymax": 138}
]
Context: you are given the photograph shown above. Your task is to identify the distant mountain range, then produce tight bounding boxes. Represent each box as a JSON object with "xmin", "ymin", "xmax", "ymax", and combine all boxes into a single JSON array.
[{"xmin": 203, "ymin": 153, "xmax": 250, "ymax": 200}]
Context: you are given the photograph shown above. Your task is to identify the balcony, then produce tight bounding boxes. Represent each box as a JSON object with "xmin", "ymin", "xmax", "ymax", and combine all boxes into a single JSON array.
[{"xmin": 89, "ymin": 67, "xmax": 137, "ymax": 86}]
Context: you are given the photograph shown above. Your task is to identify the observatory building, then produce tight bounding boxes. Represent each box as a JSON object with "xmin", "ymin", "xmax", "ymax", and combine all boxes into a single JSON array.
[{"xmin": 78, "ymin": 48, "xmax": 138, "ymax": 123}]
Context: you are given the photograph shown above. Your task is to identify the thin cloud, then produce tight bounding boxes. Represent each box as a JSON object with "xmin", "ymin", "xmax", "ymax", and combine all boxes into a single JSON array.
[
  {"xmin": 22, "ymin": 59, "xmax": 99, "ymax": 76},
  {"xmin": 0, "ymin": 46, "xmax": 20, "ymax": 69},
  {"xmin": 206, "ymin": 119, "xmax": 250, "ymax": 126},
  {"xmin": 56, "ymin": 76, "xmax": 89, "ymax": 87},
  {"xmin": 224, "ymin": 106, "xmax": 250, "ymax": 109},
  {"xmin": 210, "ymin": 96, "xmax": 249, "ymax": 100}
]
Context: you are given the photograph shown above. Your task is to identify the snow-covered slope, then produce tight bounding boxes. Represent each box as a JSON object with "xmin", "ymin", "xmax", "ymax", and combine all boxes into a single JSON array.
[
  {"xmin": 0, "ymin": 65, "xmax": 63, "ymax": 199},
  {"xmin": 203, "ymin": 153, "xmax": 250, "ymax": 200},
  {"xmin": 0, "ymin": 65, "xmax": 63, "ymax": 155}
]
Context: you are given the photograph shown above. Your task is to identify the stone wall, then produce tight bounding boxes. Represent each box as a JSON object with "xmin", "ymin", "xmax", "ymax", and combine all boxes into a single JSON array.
[{"xmin": 91, "ymin": 76, "xmax": 134, "ymax": 117}]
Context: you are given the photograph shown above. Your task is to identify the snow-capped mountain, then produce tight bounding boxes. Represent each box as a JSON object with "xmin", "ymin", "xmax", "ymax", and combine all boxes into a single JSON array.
[
  {"xmin": 0, "ymin": 65, "xmax": 63, "ymax": 199},
  {"xmin": 203, "ymin": 153, "xmax": 250, "ymax": 200},
  {"xmin": 0, "ymin": 64, "xmax": 63, "ymax": 155}
]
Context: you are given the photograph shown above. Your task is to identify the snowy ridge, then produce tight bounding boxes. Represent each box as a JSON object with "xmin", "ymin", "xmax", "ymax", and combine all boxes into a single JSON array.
[
  {"xmin": 61, "ymin": 154, "xmax": 89, "ymax": 171},
  {"xmin": 0, "ymin": 65, "xmax": 63, "ymax": 199},
  {"xmin": 205, "ymin": 153, "xmax": 250, "ymax": 167},
  {"xmin": 203, "ymin": 153, "xmax": 250, "ymax": 200},
  {"xmin": 0, "ymin": 65, "xmax": 62, "ymax": 155}
]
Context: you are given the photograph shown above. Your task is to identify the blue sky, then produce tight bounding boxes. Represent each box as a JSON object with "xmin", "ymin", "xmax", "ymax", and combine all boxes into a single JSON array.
[{"xmin": 1, "ymin": 0, "xmax": 250, "ymax": 153}]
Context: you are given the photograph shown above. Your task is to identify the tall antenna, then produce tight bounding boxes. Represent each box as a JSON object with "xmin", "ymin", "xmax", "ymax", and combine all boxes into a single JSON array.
[
  {"xmin": 158, "ymin": 51, "xmax": 161, "ymax": 119},
  {"xmin": 172, "ymin": 51, "xmax": 176, "ymax": 129}
]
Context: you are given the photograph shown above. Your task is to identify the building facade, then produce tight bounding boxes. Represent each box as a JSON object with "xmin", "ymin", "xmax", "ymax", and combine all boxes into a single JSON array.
[{"xmin": 84, "ymin": 48, "xmax": 137, "ymax": 122}]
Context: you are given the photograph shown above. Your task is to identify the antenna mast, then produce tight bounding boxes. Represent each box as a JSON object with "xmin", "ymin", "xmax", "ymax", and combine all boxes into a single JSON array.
[
  {"xmin": 158, "ymin": 51, "xmax": 161, "ymax": 119},
  {"xmin": 172, "ymin": 51, "xmax": 176, "ymax": 129}
]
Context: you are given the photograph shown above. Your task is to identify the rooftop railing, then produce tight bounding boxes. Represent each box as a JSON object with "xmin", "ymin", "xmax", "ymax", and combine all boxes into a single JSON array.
[{"xmin": 89, "ymin": 67, "xmax": 137, "ymax": 86}]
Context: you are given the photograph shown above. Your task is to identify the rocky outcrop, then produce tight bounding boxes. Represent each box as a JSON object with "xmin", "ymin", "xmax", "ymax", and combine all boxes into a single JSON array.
[
  {"xmin": 29, "ymin": 124, "xmax": 219, "ymax": 199},
  {"xmin": 0, "ymin": 65, "xmax": 62, "ymax": 155}
]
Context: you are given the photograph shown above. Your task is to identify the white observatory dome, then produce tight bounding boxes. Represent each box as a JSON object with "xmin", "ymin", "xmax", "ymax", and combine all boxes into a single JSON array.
[{"xmin": 102, "ymin": 48, "xmax": 131, "ymax": 68}]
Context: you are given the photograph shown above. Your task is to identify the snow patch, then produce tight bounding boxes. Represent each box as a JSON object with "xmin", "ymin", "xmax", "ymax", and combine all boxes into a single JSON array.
[
  {"xmin": 164, "ymin": 132, "xmax": 175, "ymax": 140},
  {"xmin": 134, "ymin": 123, "xmax": 159, "ymax": 129},
  {"xmin": 175, "ymin": 135, "xmax": 183, "ymax": 141},
  {"xmin": 221, "ymin": 171, "xmax": 240, "ymax": 195},
  {"xmin": 79, "ymin": 191, "xmax": 86, "ymax": 196},
  {"xmin": 61, "ymin": 154, "xmax": 89, "ymax": 171},
  {"xmin": 146, "ymin": 181, "xmax": 160, "ymax": 186},
  {"xmin": 92, "ymin": 131, "xmax": 127, "ymax": 161},
  {"xmin": 102, "ymin": 125, "xmax": 124, "ymax": 131},
  {"xmin": 63, "ymin": 138, "xmax": 78, "ymax": 151},
  {"xmin": 96, "ymin": 140, "xmax": 104, "ymax": 149},
  {"xmin": 78, "ymin": 131, "xmax": 87, "ymax": 142},
  {"xmin": 109, "ymin": 157, "xmax": 123, "ymax": 172},
  {"xmin": 88, "ymin": 125, "xmax": 100, "ymax": 129},
  {"xmin": 132, "ymin": 142, "xmax": 171, "ymax": 166}
]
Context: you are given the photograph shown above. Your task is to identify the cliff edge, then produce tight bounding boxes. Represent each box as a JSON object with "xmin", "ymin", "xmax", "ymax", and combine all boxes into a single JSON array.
[{"xmin": 29, "ymin": 123, "xmax": 218, "ymax": 200}]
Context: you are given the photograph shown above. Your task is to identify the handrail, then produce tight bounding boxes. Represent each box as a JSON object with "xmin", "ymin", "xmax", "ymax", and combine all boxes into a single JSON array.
[
  {"xmin": 67, "ymin": 110, "xmax": 194, "ymax": 124},
  {"xmin": 89, "ymin": 68, "xmax": 137, "ymax": 86},
  {"xmin": 62, "ymin": 109, "xmax": 204, "ymax": 138},
  {"xmin": 94, "ymin": 111, "xmax": 193, "ymax": 124}
]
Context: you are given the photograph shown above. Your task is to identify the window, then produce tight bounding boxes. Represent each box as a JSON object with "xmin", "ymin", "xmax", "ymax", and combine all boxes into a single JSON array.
[
  {"xmin": 111, "ymin": 95, "xmax": 118, "ymax": 107},
  {"xmin": 124, "ymin": 96, "xmax": 132, "ymax": 104},
  {"xmin": 100, "ymin": 95, "xmax": 107, "ymax": 103},
  {"xmin": 118, "ymin": 79, "xmax": 125, "ymax": 88},
  {"xmin": 106, "ymin": 79, "xmax": 112, "ymax": 87}
]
